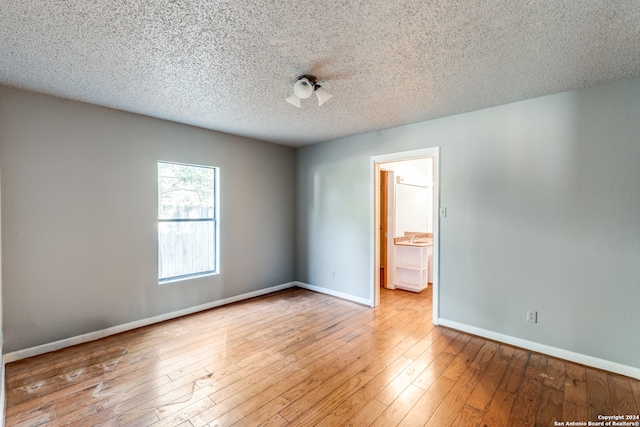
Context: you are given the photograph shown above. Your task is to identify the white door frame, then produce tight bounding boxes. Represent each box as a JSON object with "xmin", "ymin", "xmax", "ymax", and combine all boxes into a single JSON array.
[
  {"xmin": 380, "ymin": 168, "xmax": 396, "ymax": 289},
  {"xmin": 370, "ymin": 147, "xmax": 441, "ymax": 325}
]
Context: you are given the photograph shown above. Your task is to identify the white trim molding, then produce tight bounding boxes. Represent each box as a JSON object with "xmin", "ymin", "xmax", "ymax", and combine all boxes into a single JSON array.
[
  {"xmin": 294, "ymin": 281, "xmax": 371, "ymax": 306},
  {"xmin": 438, "ymin": 318, "xmax": 640, "ymax": 380},
  {"xmin": 3, "ymin": 282, "xmax": 297, "ymax": 364}
]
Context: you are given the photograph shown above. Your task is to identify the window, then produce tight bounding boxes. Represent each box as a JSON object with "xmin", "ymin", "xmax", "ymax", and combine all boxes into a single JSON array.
[{"xmin": 158, "ymin": 162, "xmax": 218, "ymax": 283}]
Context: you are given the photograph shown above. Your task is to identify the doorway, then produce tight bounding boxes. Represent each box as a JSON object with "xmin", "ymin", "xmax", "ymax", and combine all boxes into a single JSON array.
[{"xmin": 371, "ymin": 147, "xmax": 440, "ymax": 325}]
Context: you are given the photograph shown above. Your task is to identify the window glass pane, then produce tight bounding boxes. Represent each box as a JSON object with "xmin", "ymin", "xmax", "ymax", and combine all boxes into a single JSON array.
[
  {"xmin": 159, "ymin": 220, "xmax": 216, "ymax": 281},
  {"xmin": 158, "ymin": 161, "xmax": 218, "ymax": 283},
  {"xmin": 158, "ymin": 162, "xmax": 214, "ymax": 220}
]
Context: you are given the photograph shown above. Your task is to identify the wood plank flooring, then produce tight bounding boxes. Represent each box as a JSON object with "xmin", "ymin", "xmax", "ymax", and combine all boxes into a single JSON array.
[{"xmin": 5, "ymin": 287, "xmax": 640, "ymax": 426}]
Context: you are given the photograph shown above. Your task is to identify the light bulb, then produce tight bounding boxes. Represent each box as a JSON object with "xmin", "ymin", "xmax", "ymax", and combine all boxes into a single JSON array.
[
  {"xmin": 315, "ymin": 86, "xmax": 333, "ymax": 106},
  {"xmin": 293, "ymin": 78, "xmax": 314, "ymax": 99},
  {"xmin": 285, "ymin": 94, "xmax": 301, "ymax": 108}
]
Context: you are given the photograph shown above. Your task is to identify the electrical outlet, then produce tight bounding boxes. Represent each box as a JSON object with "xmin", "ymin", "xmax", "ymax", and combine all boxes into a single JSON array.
[
  {"xmin": 312, "ymin": 267, "xmax": 316, "ymax": 275},
  {"xmin": 527, "ymin": 310, "xmax": 537, "ymax": 323},
  {"xmin": 331, "ymin": 271, "xmax": 336, "ymax": 279}
]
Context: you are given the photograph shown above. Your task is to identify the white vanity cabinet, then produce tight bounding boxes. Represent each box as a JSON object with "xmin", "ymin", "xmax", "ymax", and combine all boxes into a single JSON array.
[{"xmin": 394, "ymin": 242, "xmax": 431, "ymax": 292}]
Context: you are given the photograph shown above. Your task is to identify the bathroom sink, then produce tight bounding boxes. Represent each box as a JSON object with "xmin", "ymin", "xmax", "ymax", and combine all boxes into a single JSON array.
[
  {"xmin": 395, "ymin": 240, "xmax": 430, "ymax": 247},
  {"xmin": 414, "ymin": 238, "xmax": 432, "ymax": 244}
]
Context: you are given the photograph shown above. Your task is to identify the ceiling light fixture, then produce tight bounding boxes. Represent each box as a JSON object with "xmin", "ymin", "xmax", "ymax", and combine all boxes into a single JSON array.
[{"xmin": 285, "ymin": 75, "xmax": 333, "ymax": 108}]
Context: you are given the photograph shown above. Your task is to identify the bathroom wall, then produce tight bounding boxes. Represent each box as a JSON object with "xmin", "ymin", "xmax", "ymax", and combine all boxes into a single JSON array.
[{"xmin": 383, "ymin": 158, "xmax": 434, "ymax": 236}]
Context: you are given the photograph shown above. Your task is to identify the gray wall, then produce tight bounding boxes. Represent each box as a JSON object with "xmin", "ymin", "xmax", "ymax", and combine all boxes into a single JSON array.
[
  {"xmin": 0, "ymin": 139, "xmax": 3, "ymax": 412},
  {"xmin": 0, "ymin": 88, "xmax": 296, "ymax": 353},
  {"xmin": 297, "ymin": 77, "xmax": 640, "ymax": 369}
]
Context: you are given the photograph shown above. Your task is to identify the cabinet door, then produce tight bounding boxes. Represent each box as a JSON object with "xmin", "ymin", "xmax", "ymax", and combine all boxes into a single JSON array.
[{"xmin": 396, "ymin": 246, "xmax": 421, "ymax": 267}]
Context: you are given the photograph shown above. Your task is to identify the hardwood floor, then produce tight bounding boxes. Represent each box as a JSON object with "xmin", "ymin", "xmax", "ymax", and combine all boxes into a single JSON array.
[{"xmin": 5, "ymin": 287, "xmax": 640, "ymax": 426}]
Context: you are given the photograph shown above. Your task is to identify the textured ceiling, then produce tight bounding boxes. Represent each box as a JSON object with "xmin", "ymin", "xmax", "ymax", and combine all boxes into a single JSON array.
[{"xmin": 1, "ymin": 1, "xmax": 639, "ymax": 146}]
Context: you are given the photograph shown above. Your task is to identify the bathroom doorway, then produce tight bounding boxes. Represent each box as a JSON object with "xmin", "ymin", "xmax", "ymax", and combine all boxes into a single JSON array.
[{"xmin": 371, "ymin": 147, "xmax": 440, "ymax": 325}]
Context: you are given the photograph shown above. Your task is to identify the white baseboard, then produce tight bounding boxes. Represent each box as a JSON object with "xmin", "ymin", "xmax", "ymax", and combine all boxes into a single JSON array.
[
  {"xmin": 438, "ymin": 318, "xmax": 640, "ymax": 380},
  {"xmin": 3, "ymin": 282, "xmax": 297, "ymax": 364},
  {"xmin": 294, "ymin": 281, "xmax": 372, "ymax": 306}
]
